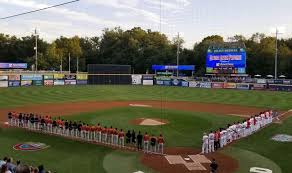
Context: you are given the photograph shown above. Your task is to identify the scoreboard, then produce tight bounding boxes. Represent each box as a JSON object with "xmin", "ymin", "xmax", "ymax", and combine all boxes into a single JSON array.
[{"xmin": 206, "ymin": 48, "xmax": 246, "ymax": 74}]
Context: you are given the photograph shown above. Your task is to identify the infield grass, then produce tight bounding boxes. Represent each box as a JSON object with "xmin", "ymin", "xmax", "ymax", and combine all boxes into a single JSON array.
[{"xmin": 0, "ymin": 85, "xmax": 291, "ymax": 109}]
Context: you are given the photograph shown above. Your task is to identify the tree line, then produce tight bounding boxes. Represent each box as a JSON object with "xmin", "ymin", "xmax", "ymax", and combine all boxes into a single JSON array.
[{"xmin": 0, "ymin": 27, "xmax": 292, "ymax": 77}]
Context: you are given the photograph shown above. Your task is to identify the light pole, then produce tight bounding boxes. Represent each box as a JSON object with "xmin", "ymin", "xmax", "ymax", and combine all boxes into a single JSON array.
[
  {"xmin": 176, "ymin": 32, "xmax": 180, "ymax": 77},
  {"xmin": 275, "ymin": 28, "xmax": 278, "ymax": 79},
  {"xmin": 274, "ymin": 28, "xmax": 285, "ymax": 79},
  {"xmin": 34, "ymin": 28, "xmax": 38, "ymax": 72}
]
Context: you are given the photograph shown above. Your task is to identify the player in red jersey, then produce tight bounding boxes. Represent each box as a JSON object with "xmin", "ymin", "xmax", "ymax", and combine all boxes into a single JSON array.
[
  {"xmin": 118, "ymin": 129, "xmax": 125, "ymax": 148},
  {"xmin": 143, "ymin": 132, "xmax": 150, "ymax": 153},
  {"xmin": 157, "ymin": 134, "xmax": 165, "ymax": 154}
]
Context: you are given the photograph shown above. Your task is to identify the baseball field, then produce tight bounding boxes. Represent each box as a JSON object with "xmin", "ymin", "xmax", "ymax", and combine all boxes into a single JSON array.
[{"xmin": 0, "ymin": 85, "xmax": 291, "ymax": 173}]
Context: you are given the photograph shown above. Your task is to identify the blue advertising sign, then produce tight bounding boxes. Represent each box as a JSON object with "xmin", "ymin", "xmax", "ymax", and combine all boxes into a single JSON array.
[
  {"xmin": 163, "ymin": 80, "xmax": 172, "ymax": 86},
  {"xmin": 0, "ymin": 63, "xmax": 27, "ymax": 69},
  {"xmin": 8, "ymin": 81, "xmax": 20, "ymax": 87},
  {"xmin": 181, "ymin": 81, "xmax": 189, "ymax": 87},
  {"xmin": 152, "ymin": 65, "xmax": 195, "ymax": 71},
  {"xmin": 156, "ymin": 80, "xmax": 164, "ymax": 85},
  {"xmin": 21, "ymin": 74, "xmax": 43, "ymax": 81},
  {"xmin": 206, "ymin": 51, "xmax": 246, "ymax": 74}
]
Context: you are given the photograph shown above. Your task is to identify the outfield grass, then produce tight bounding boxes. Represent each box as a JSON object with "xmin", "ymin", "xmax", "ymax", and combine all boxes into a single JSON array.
[
  {"xmin": 223, "ymin": 117, "xmax": 292, "ymax": 173},
  {"xmin": 0, "ymin": 85, "xmax": 292, "ymax": 109},
  {"xmin": 63, "ymin": 107, "xmax": 241, "ymax": 147}
]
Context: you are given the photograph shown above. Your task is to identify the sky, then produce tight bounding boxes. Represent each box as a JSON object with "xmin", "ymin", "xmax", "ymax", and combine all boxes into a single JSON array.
[{"xmin": 0, "ymin": 0, "xmax": 291, "ymax": 48}]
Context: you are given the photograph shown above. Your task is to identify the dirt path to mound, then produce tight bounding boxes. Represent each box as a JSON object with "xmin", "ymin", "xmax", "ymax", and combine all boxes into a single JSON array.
[
  {"xmin": 141, "ymin": 147, "xmax": 238, "ymax": 173},
  {"xmin": 0, "ymin": 100, "xmax": 265, "ymax": 123}
]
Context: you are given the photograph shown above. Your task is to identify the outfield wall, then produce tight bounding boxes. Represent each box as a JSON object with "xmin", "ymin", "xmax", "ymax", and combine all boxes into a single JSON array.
[{"xmin": 1, "ymin": 73, "xmax": 292, "ymax": 92}]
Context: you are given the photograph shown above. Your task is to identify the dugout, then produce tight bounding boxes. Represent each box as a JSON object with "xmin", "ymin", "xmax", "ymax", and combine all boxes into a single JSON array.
[{"xmin": 87, "ymin": 64, "xmax": 131, "ymax": 84}]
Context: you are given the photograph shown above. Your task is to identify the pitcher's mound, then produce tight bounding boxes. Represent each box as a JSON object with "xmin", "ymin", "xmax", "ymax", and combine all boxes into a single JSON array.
[{"xmin": 131, "ymin": 118, "xmax": 168, "ymax": 126}]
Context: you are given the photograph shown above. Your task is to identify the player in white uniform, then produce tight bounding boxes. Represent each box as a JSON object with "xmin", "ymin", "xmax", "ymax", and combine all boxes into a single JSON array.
[
  {"xmin": 222, "ymin": 129, "xmax": 227, "ymax": 146},
  {"xmin": 242, "ymin": 120, "xmax": 248, "ymax": 137},
  {"xmin": 208, "ymin": 131, "xmax": 215, "ymax": 153},
  {"xmin": 219, "ymin": 130, "xmax": 224, "ymax": 148},
  {"xmin": 236, "ymin": 122, "xmax": 242, "ymax": 139},
  {"xmin": 255, "ymin": 115, "xmax": 261, "ymax": 131},
  {"xmin": 231, "ymin": 124, "xmax": 237, "ymax": 140},
  {"xmin": 249, "ymin": 117, "xmax": 254, "ymax": 133},
  {"xmin": 202, "ymin": 133, "xmax": 209, "ymax": 154},
  {"xmin": 260, "ymin": 113, "xmax": 265, "ymax": 127}
]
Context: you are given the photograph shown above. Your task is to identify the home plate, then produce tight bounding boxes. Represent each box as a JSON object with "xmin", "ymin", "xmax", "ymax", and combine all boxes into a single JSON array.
[
  {"xmin": 184, "ymin": 158, "xmax": 191, "ymax": 161},
  {"xmin": 133, "ymin": 171, "xmax": 144, "ymax": 173},
  {"xmin": 129, "ymin": 104, "xmax": 152, "ymax": 108},
  {"xmin": 4, "ymin": 122, "xmax": 8, "ymax": 125}
]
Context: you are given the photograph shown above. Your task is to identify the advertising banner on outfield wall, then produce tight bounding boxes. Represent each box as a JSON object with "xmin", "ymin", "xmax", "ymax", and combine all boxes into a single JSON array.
[
  {"xmin": 224, "ymin": 83, "xmax": 237, "ymax": 89},
  {"xmin": 142, "ymin": 80, "xmax": 153, "ymax": 86},
  {"xmin": 172, "ymin": 79, "xmax": 181, "ymax": 86},
  {"xmin": 188, "ymin": 81, "xmax": 200, "ymax": 88},
  {"xmin": 236, "ymin": 83, "xmax": 250, "ymax": 90},
  {"xmin": 256, "ymin": 79, "xmax": 266, "ymax": 84},
  {"xmin": 0, "ymin": 81, "xmax": 8, "ymax": 87},
  {"xmin": 54, "ymin": 80, "xmax": 65, "ymax": 86},
  {"xmin": 131, "ymin": 75, "xmax": 142, "ymax": 85},
  {"xmin": 268, "ymin": 85, "xmax": 292, "ymax": 92},
  {"xmin": 9, "ymin": 75, "xmax": 20, "ymax": 81},
  {"xmin": 44, "ymin": 75, "xmax": 54, "ymax": 80},
  {"xmin": 267, "ymin": 79, "xmax": 275, "ymax": 84},
  {"xmin": 54, "ymin": 74, "xmax": 65, "ymax": 80},
  {"xmin": 76, "ymin": 74, "xmax": 88, "ymax": 80},
  {"xmin": 8, "ymin": 81, "xmax": 20, "ymax": 87},
  {"xmin": 77, "ymin": 80, "xmax": 87, "ymax": 85},
  {"xmin": 32, "ymin": 80, "xmax": 43, "ymax": 86},
  {"xmin": 163, "ymin": 80, "xmax": 172, "ymax": 86},
  {"xmin": 65, "ymin": 74, "xmax": 76, "ymax": 80},
  {"xmin": 44, "ymin": 80, "xmax": 54, "ymax": 86},
  {"xmin": 156, "ymin": 80, "xmax": 164, "ymax": 85},
  {"xmin": 65, "ymin": 80, "xmax": 77, "ymax": 85},
  {"xmin": 212, "ymin": 82, "xmax": 224, "ymax": 89},
  {"xmin": 21, "ymin": 80, "xmax": 32, "ymax": 86},
  {"xmin": 283, "ymin": 80, "xmax": 292, "ymax": 85},
  {"xmin": 251, "ymin": 84, "xmax": 266, "ymax": 90},
  {"xmin": 0, "ymin": 75, "xmax": 8, "ymax": 81},
  {"xmin": 21, "ymin": 74, "xmax": 42, "ymax": 81},
  {"xmin": 200, "ymin": 82, "xmax": 211, "ymax": 88},
  {"xmin": 181, "ymin": 81, "xmax": 189, "ymax": 87},
  {"xmin": 274, "ymin": 80, "xmax": 283, "ymax": 84}
]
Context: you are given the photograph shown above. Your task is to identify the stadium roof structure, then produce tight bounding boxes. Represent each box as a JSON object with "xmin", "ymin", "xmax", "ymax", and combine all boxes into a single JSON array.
[{"xmin": 208, "ymin": 42, "xmax": 246, "ymax": 50}]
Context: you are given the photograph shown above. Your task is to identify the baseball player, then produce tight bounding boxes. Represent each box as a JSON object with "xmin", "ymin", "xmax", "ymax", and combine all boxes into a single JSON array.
[
  {"xmin": 118, "ymin": 129, "xmax": 125, "ymax": 147},
  {"xmin": 101, "ymin": 126, "xmax": 107, "ymax": 144},
  {"xmin": 150, "ymin": 135, "xmax": 157, "ymax": 153},
  {"xmin": 157, "ymin": 134, "xmax": 165, "ymax": 154},
  {"xmin": 143, "ymin": 132, "xmax": 150, "ymax": 153},
  {"xmin": 208, "ymin": 131, "xmax": 215, "ymax": 153},
  {"xmin": 219, "ymin": 129, "xmax": 224, "ymax": 148},
  {"xmin": 202, "ymin": 133, "xmax": 209, "ymax": 154},
  {"xmin": 96, "ymin": 123, "xmax": 102, "ymax": 142},
  {"xmin": 113, "ymin": 128, "xmax": 119, "ymax": 146}
]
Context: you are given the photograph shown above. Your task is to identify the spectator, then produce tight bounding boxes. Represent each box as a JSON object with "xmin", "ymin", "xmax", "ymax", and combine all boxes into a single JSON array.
[
  {"xmin": 38, "ymin": 165, "xmax": 45, "ymax": 173},
  {"xmin": 33, "ymin": 167, "xmax": 38, "ymax": 173},
  {"xmin": 210, "ymin": 158, "xmax": 218, "ymax": 173},
  {"xmin": 15, "ymin": 165, "xmax": 30, "ymax": 173},
  {"xmin": 1, "ymin": 164, "xmax": 12, "ymax": 173},
  {"xmin": 6, "ymin": 158, "xmax": 16, "ymax": 173},
  {"xmin": 0, "ymin": 157, "xmax": 8, "ymax": 168}
]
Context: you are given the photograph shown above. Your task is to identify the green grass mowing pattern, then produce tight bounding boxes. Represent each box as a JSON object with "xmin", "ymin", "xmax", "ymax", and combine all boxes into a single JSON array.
[
  {"xmin": 0, "ymin": 128, "xmax": 154, "ymax": 173},
  {"xmin": 103, "ymin": 150, "xmax": 156, "ymax": 173},
  {"xmin": 0, "ymin": 128, "xmax": 109, "ymax": 173},
  {"xmin": 223, "ymin": 117, "xmax": 292, "ymax": 173},
  {"xmin": 63, "ymin": 107, "xmax": 241, "ymax": 147},
  {"xmin": 223, "ymin": 147, "xmax": 282, "ymax": 173},
  {"xmin": 1, "ymin": 85, "xmax": 292, "ymax": 109}
]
